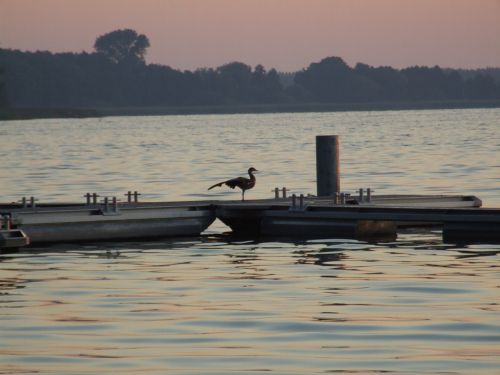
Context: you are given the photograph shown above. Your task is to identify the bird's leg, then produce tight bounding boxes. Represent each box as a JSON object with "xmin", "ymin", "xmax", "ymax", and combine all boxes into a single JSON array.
[{"xmin": 242, "ymin": 190, "xmax": 245, "ymax": 201}]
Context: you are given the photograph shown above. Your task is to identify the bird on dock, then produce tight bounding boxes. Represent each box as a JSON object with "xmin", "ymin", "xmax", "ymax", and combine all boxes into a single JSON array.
[{"xmin": 208, "ymin": 167, "xmax": 258, "ymax": 201}]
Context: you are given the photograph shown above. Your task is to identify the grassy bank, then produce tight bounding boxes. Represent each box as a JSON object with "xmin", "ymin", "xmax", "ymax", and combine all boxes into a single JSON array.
[{"xmin": 1, "ymin": 100, "xmax": 499, "ymax": 120}]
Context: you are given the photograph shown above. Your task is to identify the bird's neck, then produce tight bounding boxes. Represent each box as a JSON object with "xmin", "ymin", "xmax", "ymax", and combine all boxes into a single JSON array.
[{"xmin": 248, "ymin": 171, "xmax": 256, "ymax": 181}]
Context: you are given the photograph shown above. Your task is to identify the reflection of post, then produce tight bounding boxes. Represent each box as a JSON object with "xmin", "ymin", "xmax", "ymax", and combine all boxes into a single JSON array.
[{"xmin": 316, "ymin": 135, "xmax": 340, "ymax": 197}]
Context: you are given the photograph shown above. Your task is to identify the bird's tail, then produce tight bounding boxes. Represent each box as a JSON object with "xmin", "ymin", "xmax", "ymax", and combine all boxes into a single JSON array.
[{"xmin": 208, "ymin": 181, "xmax": 224, "ymax": 190}]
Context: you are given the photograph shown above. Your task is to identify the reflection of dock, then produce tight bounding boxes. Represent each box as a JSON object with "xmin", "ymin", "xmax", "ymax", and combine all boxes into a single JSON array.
[{"xmin": 216, "ymin": 194, "xmax": 500, "ymax": 242}]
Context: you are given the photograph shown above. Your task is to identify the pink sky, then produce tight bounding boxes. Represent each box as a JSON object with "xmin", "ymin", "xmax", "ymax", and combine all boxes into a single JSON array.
[{"xmin": 1, "ymin": 0, "xmax": 499, "ymax": 71}]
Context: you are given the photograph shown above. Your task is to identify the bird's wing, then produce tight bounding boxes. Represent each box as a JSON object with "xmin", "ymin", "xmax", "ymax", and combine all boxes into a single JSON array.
[
  {"xmin": 208, "ymin": 177, "xmax": 248, "ymax": 190},
  {"xmin": 224, "ymin": 177, "xmax": 247, "ymax": 189}
]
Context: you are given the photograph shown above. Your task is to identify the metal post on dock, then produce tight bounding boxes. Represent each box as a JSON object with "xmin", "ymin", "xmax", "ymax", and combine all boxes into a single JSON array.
[
  {"xmin": 282, "ymin": 187, "xmax": 287, "ymax": 199},
  {"xmin": 316, "ymin": 135, "xmax": 340, "ymax": 197},
  {"xmin": 133, "ymin": 191, "xmax": 140, "ymax": 203},
  {"xmin": 299, "ymin": 194, "xmax": 304, "ymax": 209},
  {"xmin": 92, "ymin": 193, "xmax": 99, "ymax": 205},
  {"xmin": 340, "ymin": 192, "xmax": 346, "ymax": 205},
  {"xmin": 359, "ymin": 188, "xmax": 364, "ymax": 202},
  {"xmin": 84, "ymin": 193, "xmax": 91, "ymax": 205},
  {"xmin": 367, "ymin": 188, "xmax": 372, "ymax": 203},
  {"xmin": 126, "ymin": 191, "xmax": 133, "ymax": 203},
  {"xmin": 274, "ymin": 187, "xmax": 279, "ymax": 200},
  {"xmin": 291, "ymin": 194, "xmax": 297, "ymax": 208}
]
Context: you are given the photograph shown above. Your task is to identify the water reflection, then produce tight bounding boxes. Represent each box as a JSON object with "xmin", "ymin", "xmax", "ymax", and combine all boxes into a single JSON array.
[
  {"xmin": 0, "ymin": 234, "xmax": 499, "ymax": 374},
  {"xmin": 312, "ymin": 250, "xmax": 346, "ymax": 266}
]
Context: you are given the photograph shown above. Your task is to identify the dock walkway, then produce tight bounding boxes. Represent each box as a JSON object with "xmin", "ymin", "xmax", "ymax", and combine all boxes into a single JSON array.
[
  {"xmin": 215, "ymin": 195, "xmax": 499, "ymax": 242},
  {"xmin": 1, "ymin": 194, "xmax": 499, "ymax": 248}
]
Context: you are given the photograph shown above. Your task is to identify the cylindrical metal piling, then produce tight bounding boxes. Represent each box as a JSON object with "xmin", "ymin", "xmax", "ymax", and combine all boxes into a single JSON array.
[{"xmin": 316, "ymin": 135, "xmax": 340, "ymax": 197}]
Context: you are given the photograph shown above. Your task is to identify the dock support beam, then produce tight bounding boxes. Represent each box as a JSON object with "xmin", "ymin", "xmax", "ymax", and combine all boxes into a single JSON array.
[{"xmin": 316, "ymin": 135, "xmax": 340, "ymax": 197}]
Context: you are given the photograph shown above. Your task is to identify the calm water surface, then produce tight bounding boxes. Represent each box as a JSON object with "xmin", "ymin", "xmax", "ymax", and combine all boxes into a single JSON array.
[{"xmin": 1, "ymin": 109, "xmax": 499, "ymax": 374}]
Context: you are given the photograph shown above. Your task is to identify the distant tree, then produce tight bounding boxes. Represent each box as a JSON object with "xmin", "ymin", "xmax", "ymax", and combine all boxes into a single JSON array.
[
  {"xmin": 215, "ymin": 62, "xmax": 253, "ymax": 103},
  {"xmin": 294, "ymin": 57, "xmax": 357, "ymax": 102},
  {"xmin": 141, "ymin": 64, "xmax": 190, "ymax": 105},
  {"xmin": 402, "ymin": 65, "xmax": 469, "ymax": 100},
  {"xmin": 454, "ymin": 68, "xmax": 500, "ymax": 84},
  {"xmin": 277, "ymin": 71, "xmax": 296, "ymax": 88},
  {"xmin": 464, "ymin": 74, "xmax": 499, "ymax": 100},
  {"xmin": 94, "ymin": 29, "xmax": 150, "ymax": 64},
  {"xmin": 252, "ymin": 64, "xmax": 266, "ymax": 84},
  {"xmin": 249, "ymin": 65, "xmax": 284, "ymax": 103},
  {"xmin": 354, "ymin": 63, "xmax": 406, "ymax": 101},
  {"xmin": 193, "ymin": 68, "xmax": 225, "ymax": 104}
]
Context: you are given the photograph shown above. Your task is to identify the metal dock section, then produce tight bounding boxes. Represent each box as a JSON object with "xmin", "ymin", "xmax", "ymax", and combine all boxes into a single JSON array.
[
  {"xmin": 215, "ymin": 195, "xmax": 500, "ymax": 242},
  {"xmin": 1, "ymin": 193, "xmax": 498, "ymax": 248},
  {"xmin": 1, "ymin": 199, "xmax": 216, "ymax": 247}
]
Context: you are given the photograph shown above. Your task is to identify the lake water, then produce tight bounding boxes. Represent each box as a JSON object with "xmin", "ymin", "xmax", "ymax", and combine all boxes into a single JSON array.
[{"xmin": 1, "ymin": 108, "xmax": 500, "ymax": 374}]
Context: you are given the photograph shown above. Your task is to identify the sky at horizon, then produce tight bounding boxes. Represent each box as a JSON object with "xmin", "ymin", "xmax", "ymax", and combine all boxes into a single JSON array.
[{"xmin": 1, "ymin": 0, "xmax": 499, "ymax": 72}]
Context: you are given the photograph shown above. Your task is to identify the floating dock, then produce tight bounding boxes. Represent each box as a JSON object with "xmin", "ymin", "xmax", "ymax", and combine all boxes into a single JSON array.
[
  {"xmin": 0, "ymin": 229, "xmax": 29, "ymax": 249},
  {"xmin": 216, "ymin": 194, "xmax": 500, "ymax": 242},
  {"xmin": 2, "ymin": 135, "xmax": 499, "ymax": 248},
  {"xmin": 0, "ymin": 199, "xmax": 216, "ymax": 247},
  {"xmin": 1, "ymin": 193, "xmax": 498, "ymax": 249}
]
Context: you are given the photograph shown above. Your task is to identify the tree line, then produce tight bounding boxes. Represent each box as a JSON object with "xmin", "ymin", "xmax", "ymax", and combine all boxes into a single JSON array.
[{"xmin": 1, "ymin": 29, "xmax": 499, "ymax": 110}]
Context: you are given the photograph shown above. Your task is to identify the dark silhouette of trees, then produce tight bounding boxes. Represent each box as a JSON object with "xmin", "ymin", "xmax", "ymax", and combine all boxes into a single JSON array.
[
  {"xmin": 292, "ymin": 57, "xmax": 499, "ymax": 104},
  {"xmin": 354, "ymin": 63, "xmax": 406, "ymax": 101},
  {"xmin": 0, "ymin": 66, "xmax": 8, "ymax": 107},
  {"xmin": 94, "ymin": 29, "xmax": 150, "ymax": 64},
  {"xmin": 215, "ymin": 62, "xmax": 253, "ymax": 103},
  {"xmin": 250, "ymin": 65, "xmax": 284, "ymax": 103},
  {"xmin": 187, "ymin": 63, "xmax": 285, "ymax": 105},
  {"xmin": 465, "ymin": 74, "xmax": 499, "ymax": 99},
  {"xmin": 1, "ymin": 29, "xmax": 499, "ymax": 111},
  {"xmin": 401, "ymin": 66, "xmax": 462, "ymax": 100},
  {"xmin": 294, "ymin": 57, "xmax": 357, "ymax": 102}
]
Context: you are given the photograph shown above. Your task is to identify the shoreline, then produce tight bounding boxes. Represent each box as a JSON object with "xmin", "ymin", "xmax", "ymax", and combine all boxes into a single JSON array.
[{"xmin": 1, "ymin": 100, "xmax": 499, "ymax": 120}]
